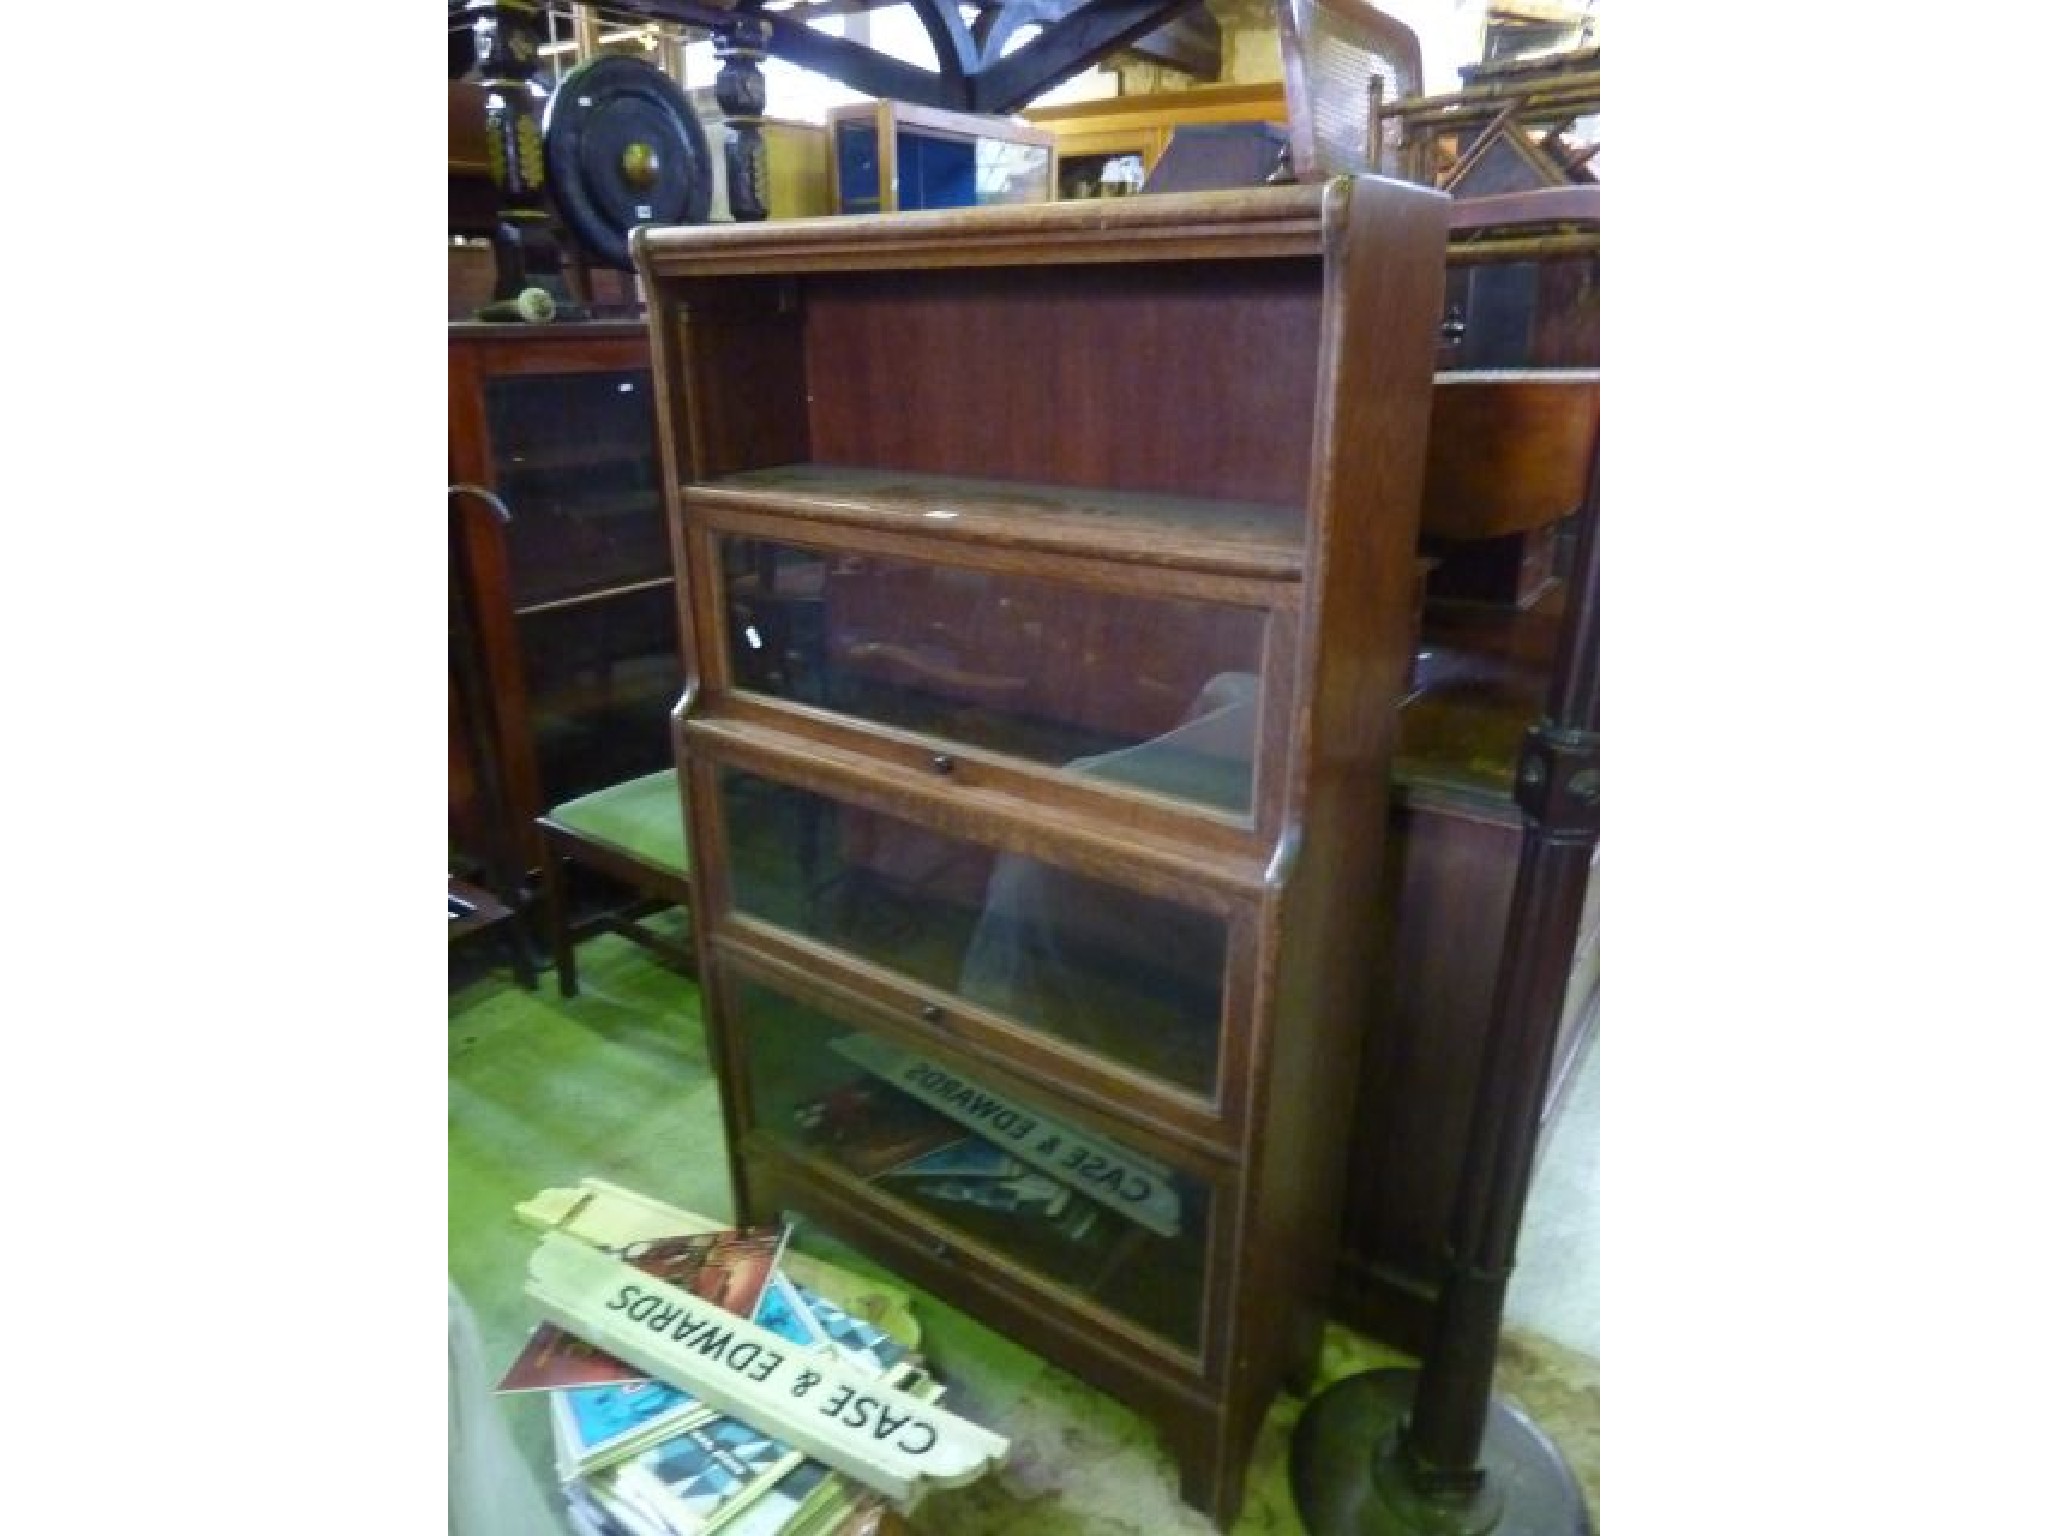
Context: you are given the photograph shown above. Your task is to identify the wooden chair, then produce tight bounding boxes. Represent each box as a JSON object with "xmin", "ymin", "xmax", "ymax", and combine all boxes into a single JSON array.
[
  {"xmin": 536, "ymin": 767, "xmax": 694, "ymax": 998},
  {"xmin": 1274, "ymin": 0, "xmax": 1426, "ymax": 181}
]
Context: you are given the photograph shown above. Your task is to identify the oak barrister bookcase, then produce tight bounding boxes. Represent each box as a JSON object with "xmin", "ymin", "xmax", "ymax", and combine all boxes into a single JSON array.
[{"xmin": 633, "ymin": 177, "xmax": 1448, "ymax": 1524}]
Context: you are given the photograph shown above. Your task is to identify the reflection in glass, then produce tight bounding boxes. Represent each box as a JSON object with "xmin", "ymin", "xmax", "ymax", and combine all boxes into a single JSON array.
[
  {"xmin": 718, "ymin": 537, "xmax": 1264, "ymax": 816},
  {"xmin": 721, "ymin": 768, "xmax": 1228, "ymax": 1096},
  {"xmin": 482, "ymin": 369, "xmax": 665, "ymax": 608},
  {"xmin": 735, "ymin": 979, "xmax": 1210, "ymax": 1353},
  {"xmin": 521, "ymin": 583, "xmax": 681, "ymax": 807}
]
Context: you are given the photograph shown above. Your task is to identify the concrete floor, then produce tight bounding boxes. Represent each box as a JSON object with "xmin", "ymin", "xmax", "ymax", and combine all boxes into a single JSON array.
[{"xmin": 449, "ymin": 919, "xmax": 1599, "ymax": 1532}]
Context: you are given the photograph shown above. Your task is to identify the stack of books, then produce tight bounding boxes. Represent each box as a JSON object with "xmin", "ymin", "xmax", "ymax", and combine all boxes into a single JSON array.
[{"xmin": 497, "ymin": 1223, "xmax": 933, "ymax": 1536}]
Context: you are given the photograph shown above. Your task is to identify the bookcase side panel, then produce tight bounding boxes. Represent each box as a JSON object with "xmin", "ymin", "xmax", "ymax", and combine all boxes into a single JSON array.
[
  {"xmin": 1237, "ymin": 175, "xmax": 1450, "ymax": 1399},
  {"xmin": 665, "ymin": 282, "xmax": 812, "ymax": 481},
  {"xmin": 799, "ymin": 263, "xmax": 1323, "ymax": 505}
]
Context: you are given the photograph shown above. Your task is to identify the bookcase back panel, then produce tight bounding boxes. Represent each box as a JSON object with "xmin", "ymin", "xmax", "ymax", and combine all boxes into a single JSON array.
[
  {"xmin": 730, "ymin": 974, "xmax": 1214, "ymax": 1356},
  {"xmin": 800, "ymin": 261, "xmax": 1323, "ymax": 504},
  {"xmin": 712, "ymin": 532, "xmax": 1267, "ymax": 817},
  {"xmin": 716, "ymin": 766, "xmax": 1232, "ymax": 1099}
]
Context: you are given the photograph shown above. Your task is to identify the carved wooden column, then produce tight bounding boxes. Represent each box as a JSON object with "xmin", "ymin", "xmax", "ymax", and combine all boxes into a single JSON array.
[
  {"xmin": 714, "ymin": 12, "xmax": 773, "ymax": 221},
  {"xmin": 463, "ymin": 0, "xmax": 567, "ymax": 298}
]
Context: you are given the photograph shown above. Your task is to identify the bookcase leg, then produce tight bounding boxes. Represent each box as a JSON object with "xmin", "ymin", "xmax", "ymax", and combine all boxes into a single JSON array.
[
  {"xmin": 1285, "ymin": 1314, "xmax": 1326, "ymax": 1398},
  {"xmin": 1174, "ymin": 1416, "xmax": 1251, "ymax": 1529}
]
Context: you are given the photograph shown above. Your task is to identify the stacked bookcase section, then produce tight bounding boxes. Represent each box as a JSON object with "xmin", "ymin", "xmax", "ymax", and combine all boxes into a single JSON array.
[{"xmin": 633, "ymin": 178, "xmax": 1446, "ymax": 1524}]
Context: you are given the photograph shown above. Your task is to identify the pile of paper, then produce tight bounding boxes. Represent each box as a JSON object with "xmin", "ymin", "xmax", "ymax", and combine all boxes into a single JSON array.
[{"xmin": 497, "ymin": 1180, "xmax": 984, "ymax": 1536}]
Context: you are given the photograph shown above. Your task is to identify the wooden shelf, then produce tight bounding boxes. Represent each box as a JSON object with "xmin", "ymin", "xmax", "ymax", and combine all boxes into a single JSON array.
[{"xmin": 686, "ymin": 464, "xmax": 1306, "ymax": 580}]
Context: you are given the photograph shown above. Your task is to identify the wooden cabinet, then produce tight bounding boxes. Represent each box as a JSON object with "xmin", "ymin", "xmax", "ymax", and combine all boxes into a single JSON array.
[
  {"xmin": 447, "ymin": 322, "xmax": 684, "ymax": 878},
  {"xmin": 634, "ymin": 180, "xmax": 1447, "ymax": 1525},
  {"xmin": 1022, "ymin": 82, "xmax": 1289, "ymax": 198},
  {"xmin": 1334, "ymin": 588, "xmax": 1601, "ymax": 1347},
  {"xmin": 826, "ymin": 101, "xmax": 1054, "ymax": 214}
]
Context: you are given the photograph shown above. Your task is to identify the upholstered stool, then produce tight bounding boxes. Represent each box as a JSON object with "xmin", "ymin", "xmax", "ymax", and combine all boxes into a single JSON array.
[{"xmin": 536, "ymin": 767, "xmax": 693, "ymax": 998}]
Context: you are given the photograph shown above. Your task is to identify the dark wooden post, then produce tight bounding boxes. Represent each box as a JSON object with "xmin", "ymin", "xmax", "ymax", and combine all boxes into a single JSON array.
[
  {"xmin": 463, "ymin": 0, "xmax": 567, "ymax": 299},
  {"xmin": 714, "ymin": 12, "xmax": 773, "ymax": 221},
  {"xmin": 1290, "ymin": 451, "xmax": 1599, "ymax": 1536}
]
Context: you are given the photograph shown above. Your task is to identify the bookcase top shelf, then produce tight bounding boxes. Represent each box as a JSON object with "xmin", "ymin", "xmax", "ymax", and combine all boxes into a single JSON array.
[
  {"xmin": 634, "ymin": 182, "xmax": 1348, "ymax": 275},
  {"xmin": 685, "ymin": 464, "xmax": 1308, "ymax": 581}
]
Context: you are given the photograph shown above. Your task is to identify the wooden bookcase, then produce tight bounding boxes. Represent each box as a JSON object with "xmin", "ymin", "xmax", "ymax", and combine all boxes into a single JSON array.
[{"xmin": 634, "ymin": 179, "xmax": 1447, "ymax": 1524}]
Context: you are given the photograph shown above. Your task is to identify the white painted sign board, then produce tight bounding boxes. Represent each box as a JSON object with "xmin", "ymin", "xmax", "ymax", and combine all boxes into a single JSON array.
[{"xmin": 525, "ymin": 1232, "xmax": 1009, "ymax": 1502}]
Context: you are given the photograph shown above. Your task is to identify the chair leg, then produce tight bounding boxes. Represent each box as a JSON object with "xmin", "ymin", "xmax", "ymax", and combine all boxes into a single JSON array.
[
  {"xmin": 501, "ymin": 913, "xmax": 539, "ymax": 991},
  {"xmin": 540, "ymin": 839, "xmax": 580, "ymax": 999}
]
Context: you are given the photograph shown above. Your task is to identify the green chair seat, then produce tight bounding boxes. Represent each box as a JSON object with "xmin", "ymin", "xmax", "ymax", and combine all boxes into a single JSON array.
[
  {"xmin": 538, "ymin": 768, "xmax": 695, "ymax": 998},
  {"xmin": 545, "ymin": 769, "xmax": 690, "ymax": 876}
]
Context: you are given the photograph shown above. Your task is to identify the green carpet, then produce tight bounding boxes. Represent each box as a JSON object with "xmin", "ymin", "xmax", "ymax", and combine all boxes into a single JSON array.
[{"xmin": 449, "ymin": 923, "xmax": 1598, "ymax": 1532}]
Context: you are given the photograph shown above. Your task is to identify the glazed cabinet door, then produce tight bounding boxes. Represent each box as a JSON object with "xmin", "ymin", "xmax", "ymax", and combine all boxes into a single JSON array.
[
  {"xmin": 705, "ymin": 529, "xmax": 1273, "ymax": 819},
  {"xmin": 682, "ymin": 509, "xmax": 1301, "ymax": 839},
  {"xmin": 689, "ymin": 756, "xmax": 1260, "ymax": 1115},
  {"xmin": 715, "ymin": 961, "xmax": 1228, "ymax": 1371},
  {"xmin": 449, "ymin": 327, "xmax": 685, "ymax": 872},
  {"xmin": 479, "ymin": 364, "xmax": 669, "ymax": 606},
  {"xmin": 477, "ymin": 362, "xmax": 681, "ymax": 809}
]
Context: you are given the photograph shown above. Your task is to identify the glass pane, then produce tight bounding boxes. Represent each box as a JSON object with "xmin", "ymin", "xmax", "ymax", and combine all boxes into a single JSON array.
[
  {"xmin": 898, "ymin": 130, "xmax": 980, "ymax": 210},
  {"xmin": 483, "ymin": 369, "xmax": 666, "ymax": 608},
  {"xmin": 720, "ymin": 768, "xmax": 1228, "ymax": 1097},
  {"xmin": 718, "ymin": 536, "xmax": 1264, "ymax": 816},
  {"xmin": 522, "ymin": 584, "xmax": 682, "ymax": 807},
  {"xmin": 835, "ymin": 121, "xmax": 884, "ymax": 214},
  {"xmin": 974, "ymin": 140, "xmax": 1051, "ymax": 207},
  {"xmin": 1395, "ymin": 603, "xmax": 1552, "ymax": 801},
  {"xmin": 734, "ymin": 979, "xmax": 1210, "ymax": 1353}
]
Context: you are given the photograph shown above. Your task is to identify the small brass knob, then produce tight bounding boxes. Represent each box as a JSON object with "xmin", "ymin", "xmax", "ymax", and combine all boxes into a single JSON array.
[{"xmin": 620, "ymin": 141, "xmax": 661, "ymax": 190}]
